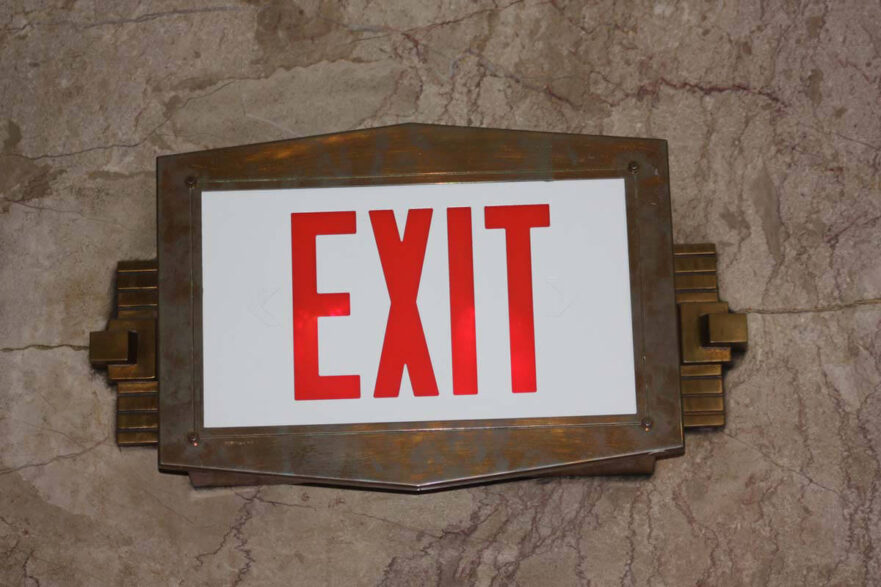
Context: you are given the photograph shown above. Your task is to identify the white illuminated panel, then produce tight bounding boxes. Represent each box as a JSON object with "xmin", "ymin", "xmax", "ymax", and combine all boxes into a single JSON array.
[{"xmin": 201, "ymin": 179, "xmax": 636, "ymax": 428}]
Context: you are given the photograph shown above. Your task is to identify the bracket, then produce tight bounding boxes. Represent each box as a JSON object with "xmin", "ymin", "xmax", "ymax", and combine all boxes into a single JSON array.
[
  {"xmin": 88, "ymin": 260, "xmax": 159, "ymax": 446},
  {"xmin": 674, "ymin": 243, "xmax": 748, "ymax": 428}
]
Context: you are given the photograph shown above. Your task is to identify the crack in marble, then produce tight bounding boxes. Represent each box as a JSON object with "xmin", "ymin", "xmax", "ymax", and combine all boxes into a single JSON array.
[
  {"xmin": 618, "ymin": 483, "xmax": 639, "ymax": 586},
  {"xmin": 825, "ymin": 212, "xmax": 881, "ymax": 247},
  {"xmin": 742, "ymin": 298, "xmax": 881, "ymax": 314},
  {"xmin": 722, "ymin": 431, "xmax": 847, "ymax": 501},
  {"xmin": 1, "ymin": 343, "xmax": 88, "ymax": 353},
  {"xmin": 639, "ymin": 77, "xmax": 787, "ymax": 108},
  {"xmin": 7, "ymin": 78, "xmax": 245, "ymax": 161},
  {"xmin": 22, "ymin": 549, "xmax": 40, "ymax": 587},
  {"xmin": 4, "ymin": 6, "xmax": 250, "ymax": 33},
  {"xmin": 0, "ymin": 196, "xmax": 137, "ymax": 231},
  {"xmin": 673, "ymin": 476, "xmax": 723, "ymax": 585},
  {"xmin": 255, "ymin": 492, "xmax": 446, "ymax": 539},
  {"xmin": 194, "ymin": 489, "xmax": 259, "ymax": 586},
  {"xmin": 0, "ymin": 416, "xmax": 87, "ymax": 446},
  {"xmin": 0, "ymin": 437, "xmax": 109, "ymax": 477}
]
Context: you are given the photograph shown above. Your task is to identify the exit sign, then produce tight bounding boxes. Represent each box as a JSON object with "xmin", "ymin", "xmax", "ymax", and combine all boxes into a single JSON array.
[
  {"xmin": 154, "ymin": 124, "xmax": 683, "ymax": 491},
  {"xmin": 201, "ymin": 179, "xmax": 636, "ymax": 428}
]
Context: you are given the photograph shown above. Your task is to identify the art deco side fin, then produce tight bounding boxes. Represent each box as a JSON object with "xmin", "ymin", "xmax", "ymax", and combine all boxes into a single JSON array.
[
  {"xmin": 674, "ymin": 243, "xmax": 748, "ymax": 429},
  {"xmin": 88, "ymin": 260, "xmax": 159, "ymax": 446}
]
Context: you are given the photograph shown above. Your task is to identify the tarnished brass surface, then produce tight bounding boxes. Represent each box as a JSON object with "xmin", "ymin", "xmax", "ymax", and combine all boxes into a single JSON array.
[
  {"xmin": 88, "ymin": 329, "xmax": 135, "ymax": 365},
  {"xmin": 156, "ymin": 124, "xmax": 683, "ymax": 491},
  {"xmin": 673, "ymin": 255, "xmax": 716, "ymax": 273},
  {"xmin": 675, "ymin": 244, "xmax": 748, "ymax": 429},
  {"xmin": 706, "ymin": 313, "xmax": 748, "ymax": 348},
  {"xmin": 89, "ymin": 261, "xmax": 159, "ymax": 446},
  {"xmin": 86, "ymin": 126, "xmax": 748, "ymax": 489},
  {"xmin": 117, "ymin": 393, "xmax": 159, "ymax": 412},
  {"xmin": 680, "ymin": 302, "xmax": 731, "ymax": 363},
  {"xmin": 673, "ymin": 243, "xmax": 716, "ymax": 256},
  {"xmin": 189, "ymin": 454, "xmax": 658, "ymax": 488},
  {"xmin": 674, "ymin": 273, "xmax": 718, "ymax": 291}
]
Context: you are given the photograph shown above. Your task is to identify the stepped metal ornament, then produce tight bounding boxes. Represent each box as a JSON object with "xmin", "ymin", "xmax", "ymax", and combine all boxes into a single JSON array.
[{"xmin": 89, "ymin": 124, "xmax": 747, "ymax": 491}]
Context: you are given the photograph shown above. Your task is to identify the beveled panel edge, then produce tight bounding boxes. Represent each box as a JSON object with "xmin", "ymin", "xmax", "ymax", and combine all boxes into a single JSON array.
[{"xmin": 187, "ymin": 453, "xmax": 658, "ymax": 492}]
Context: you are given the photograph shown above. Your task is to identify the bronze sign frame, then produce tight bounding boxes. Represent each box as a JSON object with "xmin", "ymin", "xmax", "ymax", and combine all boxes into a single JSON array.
[{"xmin": 156, "ymin": 124, "xmax": 682, "ymax": 491}]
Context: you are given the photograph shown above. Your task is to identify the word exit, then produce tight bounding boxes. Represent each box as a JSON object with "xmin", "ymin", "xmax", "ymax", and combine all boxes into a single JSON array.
[
  {"xmin": 201, "ymin": 179, "xmax": 636, "ymax": 428},
  {"xmin": 292, "ymin": 205, "xmax": 550, "ymax": 400}
]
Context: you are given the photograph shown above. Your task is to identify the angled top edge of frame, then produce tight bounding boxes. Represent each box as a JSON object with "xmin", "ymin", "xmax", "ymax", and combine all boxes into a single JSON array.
[
  {"xmin": 156, "ymin": 122, "xmax": 668, "ymax": 161},
  {"xmin": 156, "ymin": 123, "xmax": 669, "ymax": 186}
]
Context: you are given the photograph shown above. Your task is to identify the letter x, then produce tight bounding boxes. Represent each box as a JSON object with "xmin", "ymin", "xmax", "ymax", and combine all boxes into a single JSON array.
[{"xmin": 369, "ymin": 209, "xmax": 439, "ymax": 397}]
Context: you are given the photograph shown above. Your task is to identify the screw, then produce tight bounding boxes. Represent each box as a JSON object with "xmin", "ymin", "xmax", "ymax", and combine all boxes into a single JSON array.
[
  {"xmin": 187, "ymin": 432, "xmax": 199, "ymax": 446},
  {"xmin": 628, "ymin": 161, "xmax": 640, "ymax": 174},
  {"xmin": 641, "ymin": 417, "xmax": 653, "ymax": 431},
  {"xmin": 185, "ymin": 176, "xmax": 197, "ymax": 188}
]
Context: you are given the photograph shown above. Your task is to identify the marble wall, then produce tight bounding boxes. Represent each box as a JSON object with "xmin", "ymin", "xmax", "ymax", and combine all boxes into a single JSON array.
[{"xmin": 1, "ymin": 1, "xmax": 879, "ymax": 584}]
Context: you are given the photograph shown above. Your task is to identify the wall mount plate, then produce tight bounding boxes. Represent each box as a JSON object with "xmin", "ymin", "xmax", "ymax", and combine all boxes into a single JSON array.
[{"xmin": 88, "ymin": 124, "xmax": 747, "ymax": 492}]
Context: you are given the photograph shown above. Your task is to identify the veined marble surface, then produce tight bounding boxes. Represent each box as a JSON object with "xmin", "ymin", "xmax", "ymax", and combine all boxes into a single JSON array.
[{"xmin": 2, "ymin": 1, "xmax": 879, "ymax": 585}]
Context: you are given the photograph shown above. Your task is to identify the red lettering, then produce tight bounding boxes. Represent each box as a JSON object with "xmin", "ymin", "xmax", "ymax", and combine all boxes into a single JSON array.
[
  {"xmin": 291, "ymin": 212, "xmax": 360, "ymax": 400},
  {"xmin": 447, "ymin": 207, "xmax": 478, "ymax": 395},
  {"xmin": 484, "ymin": 204, "xmax": 550, "ymax": 393},
  {"xmin": 370, "ymin": 209, "xmax": 439, "ymax": 397}
]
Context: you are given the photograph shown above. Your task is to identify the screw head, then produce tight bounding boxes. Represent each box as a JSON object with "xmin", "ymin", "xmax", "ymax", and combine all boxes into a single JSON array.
[
  {"xmin": 185, "ymin": 176, "xmax": 197, "ymax": 187},
  {"xmin": 628, "ymin": 161, "xmax": 640, "ymax": 174},
  {"xmin": 641, "ymin": 417, "xmax": 653, "ymax": 431},
  {"xmin": 187, "ymin": 432, "xmax": 199, "ymax": 446}
]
